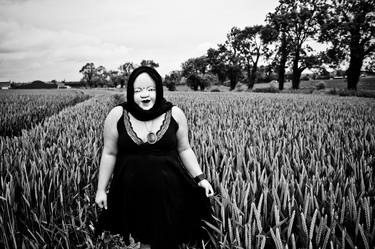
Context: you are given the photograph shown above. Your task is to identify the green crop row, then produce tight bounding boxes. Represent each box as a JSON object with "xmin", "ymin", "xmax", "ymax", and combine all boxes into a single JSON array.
[{"xmin": 0, "ymin": 90, "xmax": 91, "ymax": 137}]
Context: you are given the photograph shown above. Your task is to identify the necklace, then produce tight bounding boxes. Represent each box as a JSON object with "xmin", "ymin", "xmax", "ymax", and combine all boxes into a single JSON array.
[{"xmin": 144, "ymin": 120, "xmax": 157, "ymax": 144}]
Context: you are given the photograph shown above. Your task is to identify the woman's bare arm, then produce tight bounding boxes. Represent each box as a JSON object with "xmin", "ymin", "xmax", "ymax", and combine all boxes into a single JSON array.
[
  {"xmin": 96, "ymin": 106, "xmax": 122, "ymax": 208},
  {"xmin": 172, "ymin": 106, "xmax": 203, "ymax": 178},
  {"xmin": 173, "ymin": 106, "xmax": 214, "ymax": 197}
]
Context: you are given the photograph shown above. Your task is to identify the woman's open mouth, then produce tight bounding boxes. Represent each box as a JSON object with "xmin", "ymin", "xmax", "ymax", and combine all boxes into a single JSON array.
[{"xmin": 141, "ymin": 99, "xmax": 151, "ymax": 104}]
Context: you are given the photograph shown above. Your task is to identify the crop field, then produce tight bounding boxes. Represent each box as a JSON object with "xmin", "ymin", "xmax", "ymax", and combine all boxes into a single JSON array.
[
  {"xmin": 0, "ymin": 89, "xmax": 90, "ymax": 137},
  {"xmin": 0, "ymin": 91, "xmax": 374, "ymax": 249}
]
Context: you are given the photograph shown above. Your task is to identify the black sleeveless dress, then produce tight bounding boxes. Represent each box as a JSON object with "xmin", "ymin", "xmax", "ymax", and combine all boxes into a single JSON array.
[{"xmin": 96, "ymin": 104, "xmax": 213, "ymax": 249}]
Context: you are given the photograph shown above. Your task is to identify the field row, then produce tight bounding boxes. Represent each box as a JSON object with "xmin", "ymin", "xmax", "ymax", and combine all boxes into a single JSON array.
[{"xmin": 0, "ymin": 90, "xmax": 90, "ymax": 137}]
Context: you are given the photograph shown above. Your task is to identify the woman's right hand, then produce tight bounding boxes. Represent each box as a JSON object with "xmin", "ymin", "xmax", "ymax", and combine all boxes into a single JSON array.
[{"xmin": 95, "ymin": 190, "xmax": 107, "ymax": 209}]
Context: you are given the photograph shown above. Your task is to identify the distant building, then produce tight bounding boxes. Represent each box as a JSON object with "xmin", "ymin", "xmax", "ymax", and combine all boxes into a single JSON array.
[
  {"xmin": 0, "ymin": 81, "xmax": 11, "ymax": 89},
  {"xmin": 64, "ymin": 81, "xmax": 85, "ymax": 88},
  {"xmin": 56, "ymin": 82, "xmax": 71, "ymax": 89}
]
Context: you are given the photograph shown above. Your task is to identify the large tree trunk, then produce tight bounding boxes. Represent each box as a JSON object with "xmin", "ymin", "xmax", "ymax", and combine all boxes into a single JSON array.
[
  {"xmin": 218, "ymin": 74, "xmax": 226, "ymax": 84},
  {"xmin": 88, "ymin": 75, "xmax": 93, "ymax": 88},
  {"xmin": 227, "ymin": 65, "xmax": 240, "ymax": 90},
  {"xmin": 229, "ymin": 76, "xmax": 237, "ymax": 90},
  {"xmin": 248, "ymin": 64, "xmax": 257, "ymax": 89},
  {"xmin": 292, "ymin": 50, "xmax": 301, "ymax": 89},
  {"xmin": 278, "ymin": 65, "xmax": 286, "ymax": 90},
  {"xmin": 346, "ymin": 47, "xmax": 363, "ymax": 90},
  {"xmin": 278, "ymin": 35, "xmax": 288, "ymax": 90},
  {"xmin": 246, "ymin": 65, "xmax": 252, "ymax": 89}
]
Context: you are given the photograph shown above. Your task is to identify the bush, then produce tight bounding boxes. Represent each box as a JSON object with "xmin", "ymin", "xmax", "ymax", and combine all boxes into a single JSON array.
[
  {"xmin": 186, "ymin": 73, "xmax": 218, "ymax": 91},
  {"xmin": 166, "ymin": 83, "xmax": 176, "ymax": 91},
  {"xmin": 252, "ymin": 86, "xmax": 280, "ymax": 93},
  {"xmin": 327, "ymin": 88, "xmax": 339, "ymax": 95},
  {"xmin": 164, "ymin": 71, "xmax": 180, "ymax": 91},
  {"xmin": 315, "ymin": 81, "xmax": 326, "ymax": 90},
  {"xmin": 210, "ymin": 88, "xmax": 220, "ymax": 92}
]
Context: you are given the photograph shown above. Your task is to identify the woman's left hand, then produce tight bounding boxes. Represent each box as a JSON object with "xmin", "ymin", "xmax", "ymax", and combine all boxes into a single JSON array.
[{"xmin": 198, "ymin": 179, "xmax": 214, "ymax": 197}]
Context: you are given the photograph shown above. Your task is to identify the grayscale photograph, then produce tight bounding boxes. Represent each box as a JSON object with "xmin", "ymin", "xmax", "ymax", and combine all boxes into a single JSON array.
[{"xmin": 0, "ymin": 0, "xmax": 374, "ymax": 248}]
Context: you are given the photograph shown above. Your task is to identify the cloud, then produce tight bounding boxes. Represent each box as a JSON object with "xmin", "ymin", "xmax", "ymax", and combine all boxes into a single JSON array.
[
  {"xmin": 0, "ymin": 20, "xmax": 131, "ymax": 81},
  {"xmin": 0, "ymin": 0, "xmax": 280, "ymax": 81}
]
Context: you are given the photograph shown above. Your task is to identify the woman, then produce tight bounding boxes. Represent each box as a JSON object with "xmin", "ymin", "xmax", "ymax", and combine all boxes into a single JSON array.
[{"xmin": 95, "ymin": 66, "xmax": 215, "ymax": 249}]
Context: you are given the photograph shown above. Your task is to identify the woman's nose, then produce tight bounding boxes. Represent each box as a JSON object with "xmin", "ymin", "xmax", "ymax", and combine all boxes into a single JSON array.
[{"xmin": 140, "ymin": 89, "xmax": 149, "ymax": 97}]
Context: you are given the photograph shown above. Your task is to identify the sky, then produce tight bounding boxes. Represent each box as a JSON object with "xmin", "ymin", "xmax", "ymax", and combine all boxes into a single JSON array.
[{"xmin": 0, "ymin": 0, "xmax": 279, "ymax": 82}]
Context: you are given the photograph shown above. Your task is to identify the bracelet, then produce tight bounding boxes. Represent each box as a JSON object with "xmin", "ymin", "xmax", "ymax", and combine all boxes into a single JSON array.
[{"xmin": 194, "ymin": 173, "xmax": 206, "ymax": 184}]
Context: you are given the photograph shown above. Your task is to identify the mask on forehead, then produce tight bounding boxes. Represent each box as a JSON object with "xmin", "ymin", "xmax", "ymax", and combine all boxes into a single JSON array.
[{"xmin": 125, "ymin": 66, "xmax": 173, "ymax": 121}]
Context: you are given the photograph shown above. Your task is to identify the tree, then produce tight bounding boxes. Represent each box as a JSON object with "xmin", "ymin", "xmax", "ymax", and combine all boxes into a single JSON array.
[
  {"xmin": 184, "ymin": 74, "xmax": 213, "ymax": 91},
  {"xmin": 225, "ymin": 64, "xmax": 242, "ymax": 90},
  {"xmin": 206, "ymin": 48, "xmax": 227, "ymax": 84},
  {"xmin": 79, "ymin": 62, "xmax": 96, "ymax": 87},
  {"xmin": 319, "ymin": 0, "xmax": 375, "ymax": 89},
  {"xmin": 164, "ymin": 70, "xmax": 181, "ymax": 91},
  {"xmin": 257, "ymin": 64, "xmax": 278, "ymax": 82},
  {"xmin": 107, "ymin": 70, "xmax": 121, "ymax": 87},
  {"xmin": 163, "ymin": 75, "xmax": 176, "ymax": 91},
  {"xmin": 269, "ymin": 0, "xmax": 325, "ymax": 89},
  {"xmin": 181, "ymin": 56, "xmax": 208, "ymax": 76},
  {"xmin": 96, "ymin": 65, "xmax": 107, "ymax": 87},
  {"xmin": 266, "ymin": 8, "xmax": 294, "ymax": 90},
  {"xmin": 216, "ymin": 42, "xmax": 242, "ymax": 90},
  {"xmin": 290, "ymin": 50, "xmax": 323, "ymax": 82},
  {"xmin": 79, "ymin": 63, "xmax": 110, "ymax": 88},
  {"xmin": 226, "ymin": 25, "xmax": 274, "ymax": 89},
  {"xmin": 181, "ymin": 56, "xmax": 210, "ymax": 91},
  {"xmin": 119, "ymin": 62, "xmax": 135, "ymax": 88},
  {"xmin": 140, "ymin": 60, "xmax": 159, "ymax": 68}
]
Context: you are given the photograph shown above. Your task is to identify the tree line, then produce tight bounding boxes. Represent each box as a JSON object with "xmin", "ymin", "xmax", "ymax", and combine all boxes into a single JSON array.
[
  {"xmin": 80, "ymin": 0, "xmax": 374, "ymax": 91},
  {"xmin": 179, "ymin": 0, "xmax": 374, "ymax": 91},
  {"xmin": 79, "ymin": 60, "xmax": 159, "ymax": 88}
]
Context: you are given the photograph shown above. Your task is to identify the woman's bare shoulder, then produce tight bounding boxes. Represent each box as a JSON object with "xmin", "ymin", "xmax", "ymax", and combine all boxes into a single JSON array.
[
  {"xmin": 171, "ymin": 106, "xmax": 186, "ymax": 123},
  {"xmin": 105, "ymin": 106, "xmax": 123, "ymax": 125}
]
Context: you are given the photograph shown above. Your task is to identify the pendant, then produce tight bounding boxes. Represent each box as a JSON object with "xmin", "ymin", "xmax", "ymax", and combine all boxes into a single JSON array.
[{"xmin": 146, "ymin": 132, "xmax": 157, "ymax": 144}]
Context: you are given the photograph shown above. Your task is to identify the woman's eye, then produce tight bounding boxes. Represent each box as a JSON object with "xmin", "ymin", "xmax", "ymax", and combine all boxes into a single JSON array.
[
  {"xmin": 148, "ymin": 88, "xmax": 156, "ymax": 91},
  {"xmin": 134, "ymin": 89, "xmax": 141, "ymax": 93}
]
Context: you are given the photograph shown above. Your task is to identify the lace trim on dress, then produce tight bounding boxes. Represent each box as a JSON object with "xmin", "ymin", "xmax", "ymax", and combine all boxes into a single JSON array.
[
  {"xmin": 156, "ymin": 110, "xmax": 171, "ymax": 141},
  {"xmin": 124, "ymin": 110, "xmax": 143, "ymax": 145},
  {"xmin": 123, "ymin": 109, "xmax": 171, "ymax": 145}
]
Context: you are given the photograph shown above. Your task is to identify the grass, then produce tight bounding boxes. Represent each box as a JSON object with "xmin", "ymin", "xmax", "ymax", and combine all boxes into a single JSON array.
[{"xmin": 1, "ymin": 91, "xmax": 374, "ymax": 248}]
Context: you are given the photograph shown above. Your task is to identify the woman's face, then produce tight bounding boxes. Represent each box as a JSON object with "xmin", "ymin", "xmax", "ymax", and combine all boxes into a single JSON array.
[{"xmin": 133, "ymin": 73, "xmax": 156, "ymax": 110}]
